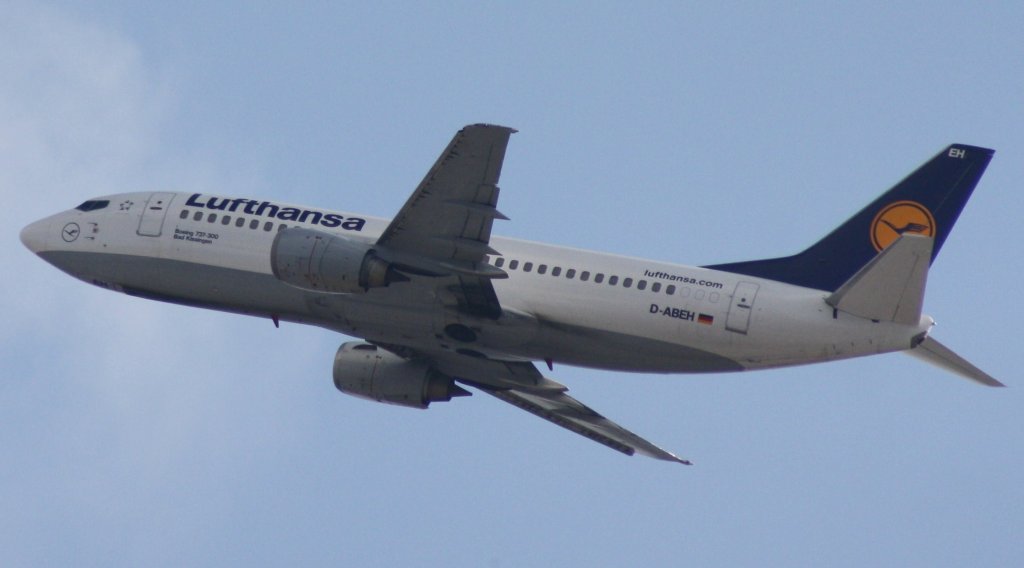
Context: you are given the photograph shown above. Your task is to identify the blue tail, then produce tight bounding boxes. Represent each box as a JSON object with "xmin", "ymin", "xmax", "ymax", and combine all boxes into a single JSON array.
[{"xmin": 705, "ymin": 144, "xmax": 994, "ymax": 291}]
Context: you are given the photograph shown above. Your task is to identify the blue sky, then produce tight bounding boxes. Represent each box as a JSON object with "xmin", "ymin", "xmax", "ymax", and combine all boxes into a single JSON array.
[{"xmin": 3, "ymin": 2, "xmax": 1022, "ymax": 566}]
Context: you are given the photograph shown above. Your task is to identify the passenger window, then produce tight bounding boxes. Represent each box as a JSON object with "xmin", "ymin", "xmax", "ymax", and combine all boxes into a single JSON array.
[
  {"xmin": 652, "ymin": 282, "xmax": 661, "ymax": 292},
  {"xmin": 637, "ymin": 280, "xmax": 647, "ymax": 290},
  {"xmin": 236, "ymin": 217, "xmax": 245, "ymax": 227},
  {"xmin": 552, "ymin": 267, "xmax": 562, "ymax": 277},
  {"xmin": 666, "ymin": 285, "xmax": 676, "ymax": 295},
  {"xmin": 509, "ymin": 260, "xmax": 519, "ymax": 270},
  {"xmin": 523, "ymin": 262, "xmax": 533, "ymax": 273},
  {"xmin": 495, "ymin": 257, "xmax": 505, "ymax": 268},
  {"xmin": 680, "ymin": 287, "xmax": 691, "ymax": 298},
  {"xmin": 594, "ymin": 273, "xmax": 604, "ymax": 284},
  {"xmin": 278, "ymin": 224, "xmax": 287, "ymax": 231},
  {"xmin": 608, "ymin": 275, "xmax": 619, "ymax": 286},
  {"xmin": 623, "ymin": 278, "xmax": 633, "ymax": 288},
  {"xmin": 193, "ymin": 212, "xmax": 203, "ymax": 221},
  {"xmin": 538, "ymin": 264, "xmax": 547, "ymax": 275},
  {"xmin": 694, "ymin": 290, "xmax": 705, "ymax": 300},
  {"xmin": 264, "ymin": 221, "xmax": 273, "ymax": 231},
  {"xmin": 250, "ymin": 219, "xmax": 259, "ymax": 229},
  {"xmin": 580, "ymin": 271, "xmax": 590, "ymax": 282},
  {"xmin": 710, "ymin": 292, "xmax": 720, "ymax": 302},
  {"xmin": 222, "ymin": 215, "xmax": 231, "ymax": 225},
  {"xmin": 566, "ymin": 269, "xmax": 576, "ymax": 279},
  {"xmin": 208, "ymin": 213, "xmax": 217, "ymax": 223},
  {"xmin": 179, "ymin": 210, "xmax": 189, "ymax": 219}
]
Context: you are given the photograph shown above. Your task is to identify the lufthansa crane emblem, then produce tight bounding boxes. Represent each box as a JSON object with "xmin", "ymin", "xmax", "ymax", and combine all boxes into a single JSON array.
[
  {"xmin": 870, "ymin": 201, "xmax": 935, "ymax": 252},
  {"xmin": 61, "ymin": 222, "xmax": 81, "ymax": 243}
]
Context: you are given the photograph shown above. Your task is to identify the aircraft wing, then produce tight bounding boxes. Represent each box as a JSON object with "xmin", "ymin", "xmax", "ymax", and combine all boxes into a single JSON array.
[
  {"xmin": 375, "ymin": 124, "xmax": 515, "ymax": 319},
  {"xmin": 473, "ymin": 383, "xmax": 691, "ymax": 464},
  {"xmin": 415, "ymin": 351, "xmax": 689, "ymax": 464},
  {"xmin": 371, "ymin": 126, "xmax": 687, "ymax": 463}
]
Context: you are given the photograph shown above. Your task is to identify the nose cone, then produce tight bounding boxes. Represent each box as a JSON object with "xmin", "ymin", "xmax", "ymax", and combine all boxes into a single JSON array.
[{"xmin": 20, "ymin": 219, "xmax": 50, "ymax": 254}]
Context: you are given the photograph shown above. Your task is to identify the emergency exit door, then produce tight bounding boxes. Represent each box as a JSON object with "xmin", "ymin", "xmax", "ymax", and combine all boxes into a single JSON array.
[
  {"xmin": 726, "ymin": 281, "xmax": 759, "ymax": 334},
  {"xmin": 137, "ymin": 192, "xmax": 176, "ymax": 237}
]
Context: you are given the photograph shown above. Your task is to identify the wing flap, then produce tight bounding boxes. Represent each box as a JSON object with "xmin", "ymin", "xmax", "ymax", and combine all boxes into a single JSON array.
[
  {"xmin": 424, "ymin": 352, "xmax": 689, "ymax": 464},
  {"xmin": 473, "ymin": 384, "xmax": 691, "ymax": 465},
  {"xmin": 444, "ymin": 198, "xmax": 510, "ymax": 220},
  {"xmin": 430, "ymin": 235, "xmax": 501, "ymax": 258}
]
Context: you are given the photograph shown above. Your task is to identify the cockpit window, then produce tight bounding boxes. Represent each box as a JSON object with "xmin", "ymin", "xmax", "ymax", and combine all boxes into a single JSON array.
[{"xmin": 75, "ymin": 200, "xmax": 110, "ymax": 212}]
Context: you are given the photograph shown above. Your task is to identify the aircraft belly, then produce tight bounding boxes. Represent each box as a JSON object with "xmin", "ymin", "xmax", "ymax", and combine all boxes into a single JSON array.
[
  {"xmin": 496, "ymin": 278, "xmax": 741, "ymax": 372},
  {"xmin": 38, "ymin": 250, "xmax": 321, "ymax": 323},
  {"xmin": 525, "ymin": 320, "xmax": 743, "ymax": 373},
  {"xmin": 336, "ymin": 286, "xmax": 442, "ymax": 344}
]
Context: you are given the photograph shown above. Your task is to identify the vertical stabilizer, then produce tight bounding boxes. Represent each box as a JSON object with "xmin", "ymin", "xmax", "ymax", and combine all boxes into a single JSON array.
[{"xmin": 707, "ymin": 145, "xmax": 993, "ymax": 291}]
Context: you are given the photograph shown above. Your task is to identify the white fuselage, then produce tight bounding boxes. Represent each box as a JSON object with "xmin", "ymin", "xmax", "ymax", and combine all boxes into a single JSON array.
[{"xmin": 22, "ymin": 191, "xmax": 932, "ymax": 375}]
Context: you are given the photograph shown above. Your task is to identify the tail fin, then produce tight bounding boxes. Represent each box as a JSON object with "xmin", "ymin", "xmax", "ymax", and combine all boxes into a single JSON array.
[{"xmin": 706, "ymin": 144, "xmax": 994, "ymax": 291}]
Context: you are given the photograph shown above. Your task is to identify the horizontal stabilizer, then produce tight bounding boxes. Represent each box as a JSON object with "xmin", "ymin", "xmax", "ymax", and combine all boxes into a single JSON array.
[
  {"xmin": 826, "ymin": 234, "xmax": 932, "ymax": 324},
  {"xmin": 907, "ymin": 336, "xmax": 1004, "ymax": 387}
]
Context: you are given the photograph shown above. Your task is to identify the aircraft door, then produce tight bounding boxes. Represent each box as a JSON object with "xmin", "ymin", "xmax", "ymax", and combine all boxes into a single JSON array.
[
  {"xmin": 726, "ymin": 281, "xmax": 759, "ymax": 334},
  {"xmin": 137, "ymin": 192, "xmax": 176, "ymax": 237}
]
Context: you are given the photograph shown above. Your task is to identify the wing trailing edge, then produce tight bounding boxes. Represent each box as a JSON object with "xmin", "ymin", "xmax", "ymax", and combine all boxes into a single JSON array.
[
  {"xmin": 423, "ymin": 352, "xmax": 689, "ymax": 464},
  {"xmin": 471, "ymin": 383, "xmax": 691, "ymax": 465}
]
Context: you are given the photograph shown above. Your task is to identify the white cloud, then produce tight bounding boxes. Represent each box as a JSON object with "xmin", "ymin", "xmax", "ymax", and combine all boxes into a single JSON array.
[
  {"xmin": 0, "ymin": 7, "xmax": 329, "ymax": 563},
  {"xmin": 0, "ymin": 3, "xmax": 168, "ymax": 197},
  {"xmin": 0, "ymin": 3, "xmax": 182, "ymax": 386}
]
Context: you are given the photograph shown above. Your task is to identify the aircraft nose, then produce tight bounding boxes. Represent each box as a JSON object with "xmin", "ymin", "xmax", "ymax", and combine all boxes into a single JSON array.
[{"xmin": 20, "ymin": 219, "xmax": 50, "ymax": 254}]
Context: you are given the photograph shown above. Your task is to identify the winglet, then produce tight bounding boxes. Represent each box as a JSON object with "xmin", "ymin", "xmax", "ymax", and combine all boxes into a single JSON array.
[{"xmin": 907, "ymin": 335, "xmax": 1005, "ymax": 387}]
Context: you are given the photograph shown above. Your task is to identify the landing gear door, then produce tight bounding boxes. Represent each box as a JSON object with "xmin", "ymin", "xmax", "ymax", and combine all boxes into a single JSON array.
[
  {"xmin": 137, "ymin": 192, "xmax": 176, "ymax": 237},
  {"xmin": 726, "ymin": 281, "xmax": 759, "ymax": 334}
]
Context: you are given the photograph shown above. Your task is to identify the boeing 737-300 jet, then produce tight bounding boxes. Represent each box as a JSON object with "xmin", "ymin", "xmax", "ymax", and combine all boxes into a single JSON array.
[{"xmin": 20, "ymin": 124, "xmax": 1002, "ymax": 464}]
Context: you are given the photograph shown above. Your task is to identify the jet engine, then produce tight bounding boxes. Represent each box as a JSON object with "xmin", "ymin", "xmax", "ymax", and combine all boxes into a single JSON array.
[
  {"xmin": 332, "ymin": 341, "xmax": 470, "ymax": 409},
  {"xmin": 271, "ymin": 227, "xmax": 402, "ymax": 294}
]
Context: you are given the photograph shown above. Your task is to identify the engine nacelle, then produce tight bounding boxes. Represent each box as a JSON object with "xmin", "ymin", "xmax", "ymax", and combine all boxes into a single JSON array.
[
  {"xmin": 332, "ymin": 341, "xmax": 470, "ymax": 409},
  {"xmin": 271, "ymin": 227, "xmax": 397, "ymax": 294}
]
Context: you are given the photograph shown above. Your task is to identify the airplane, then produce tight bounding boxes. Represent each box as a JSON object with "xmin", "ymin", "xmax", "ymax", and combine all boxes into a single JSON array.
[{"xmin": 20, "ymin": 124, "xmax": 1002, "ymax": 465}]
